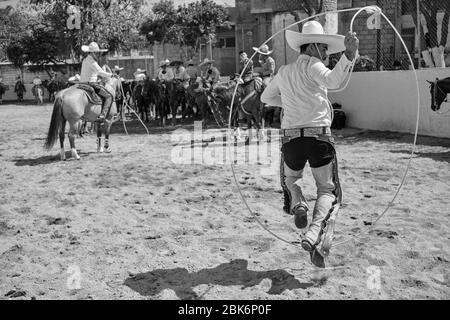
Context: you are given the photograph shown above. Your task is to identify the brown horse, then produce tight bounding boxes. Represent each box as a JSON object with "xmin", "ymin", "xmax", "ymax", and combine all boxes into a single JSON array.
[
  {"xmin": 212, "ymin": 78, "xmax": 264, "ymax": 138},
  {"xmin": 44, "ymin": 77, "xmax": 120, "ymax": 160}
]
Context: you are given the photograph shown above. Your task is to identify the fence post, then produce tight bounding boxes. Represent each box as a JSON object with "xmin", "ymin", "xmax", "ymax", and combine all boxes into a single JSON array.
[
  {"xmin": 283, "ymin": 18, "xmax": 287, "ymax": 65},
  {"xmin": 416, "ymin": 0, "xmax": 421, "ymax": 69}
]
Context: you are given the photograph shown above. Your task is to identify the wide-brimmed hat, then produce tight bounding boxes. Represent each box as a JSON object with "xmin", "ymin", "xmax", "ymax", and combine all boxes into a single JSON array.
[
  {"xmin": 199, "ymin": 58, "xmax": 215, "ymax": 66},
  {"xmin": 159, "ymin": 59, "xmax": 170, "ymax": 67},
  {"xmin": 286, "ymin": 21, "xmax": 345, "ymax": 55},
  {"xmin": 253, "ymin": 44, "xmax": 273, "ymax": 55},
  {"xmin": 81, "ymin": 42, "xmax": 108, "ymax": 53},
  {"xmin": 133, "ymin": 68, "xmax": 146, "ymax": 76},
  {"xmin": 187, "ymin": 59, "xmax": 194, "ymax": 65},
  {"xmin": 170, "ymin": 60, "xmax": 184, "ymax": 67},
  {"xmin": 112, "ymin": 65, "xmax": 123, "ymax": 71}
]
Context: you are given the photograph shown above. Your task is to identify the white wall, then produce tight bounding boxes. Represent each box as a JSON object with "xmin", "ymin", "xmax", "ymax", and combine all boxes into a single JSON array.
[{"xmin": 329, "ymin": 68, "xmax": 450, "ymax": 139}]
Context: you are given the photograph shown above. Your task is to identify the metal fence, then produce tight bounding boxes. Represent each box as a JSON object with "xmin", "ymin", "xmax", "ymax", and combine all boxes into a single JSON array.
[
  {"xmin": 260, "ymin": 0, "xmax": 450, "ymax": 72},
  {"xmin": 346, "ymin": 0, "xmax": 450, "ymax": 71}
]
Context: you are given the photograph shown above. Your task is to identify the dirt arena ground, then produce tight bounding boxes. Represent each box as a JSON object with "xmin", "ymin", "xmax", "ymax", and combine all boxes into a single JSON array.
[{"xmin": 0, "ymin": 102, "xmax": 449, "ymax": 300}]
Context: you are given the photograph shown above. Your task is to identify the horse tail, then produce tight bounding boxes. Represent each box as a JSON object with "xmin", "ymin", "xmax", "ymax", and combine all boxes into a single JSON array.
[{"xmin": 44, "ymin": 95, "xmax": 64, "ymax": 150}]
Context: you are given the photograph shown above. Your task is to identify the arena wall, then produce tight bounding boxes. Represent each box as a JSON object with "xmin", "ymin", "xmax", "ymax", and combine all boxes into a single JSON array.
[{"xmin": 329, "ymin": 67, "xmax": 450, "ymax": 139}]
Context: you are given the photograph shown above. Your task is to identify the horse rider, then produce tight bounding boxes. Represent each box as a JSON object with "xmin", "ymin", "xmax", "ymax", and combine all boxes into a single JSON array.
[
  {"xmin": 238, "ymin": 51, "xmax": 254, "ymax": 84},
  {"xmin": 112, "ymin": 65, "xmax": 125, "ymax": 81},
  {"xmin": 14, "ymin": 76, "xmax": 26, "ymax": 102},
  {"xmin": 157, "ymin": 60, "xmax": 174, "ymax": 83},
  {"xmin": 199, "ymin": 58, "xmax": 220, "ymax": 89},
  {"xmin": 32, "ymin": 75, "xmax": 43, "ymax": 97},
  {"xmin": 80, "ymin": 41, "xmax": 114, "ymax": 123},
  {"xmin": 254, "ymin": 44, "xmax": 278, "ymax": 126},
  {"xmin": 254, "ymin": 44, "xmax": 275, "ymax": 86},
  {"xmin": 173, "ymin": 61, "xmax": 190, "ymax": 89},
  {"xmin": 185, "ymin": 59, "xmax": 199, "ymax": 85},
  {"xmin": 261, "ymin": 20, "xmax": 359, "ymax": 267}
]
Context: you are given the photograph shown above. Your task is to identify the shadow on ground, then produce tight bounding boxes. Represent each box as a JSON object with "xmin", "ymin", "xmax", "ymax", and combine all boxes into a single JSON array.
[
  {"xmin": 124, "ymin": 259, "xmax": 317, "ymax": 300},
  {"xmin": 390, "ymin": 149, "xmax": 450, "ymax": 164},
  {"xmin": 13, "ymin": 151, "xmax": 96, "ymax": 166}
]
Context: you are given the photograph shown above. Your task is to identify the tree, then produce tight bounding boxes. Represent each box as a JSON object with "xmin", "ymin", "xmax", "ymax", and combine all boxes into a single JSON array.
[
  {"xmin": 4, "ymin": 0, "xmax": 145, "ymax": 72},
  {"xmin": 178, "ymin": 0, "xmax": 229, "ymax": 50},
  {"xmin": 140, "ymin": 0, "xmax": 228, "ymax": 59},
  {"xmin": 276, "ymin": 0, "xmax": 337, "ymax": 32}
]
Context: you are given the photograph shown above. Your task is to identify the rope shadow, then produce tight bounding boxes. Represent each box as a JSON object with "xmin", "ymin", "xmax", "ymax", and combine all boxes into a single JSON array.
[
  {"xmin": 390, "ymin": 149, "xmax": 450, "ymax": 164},
  {"xmin": 124, "ymin": 259, "xmax": 316, "ymax": 300}
]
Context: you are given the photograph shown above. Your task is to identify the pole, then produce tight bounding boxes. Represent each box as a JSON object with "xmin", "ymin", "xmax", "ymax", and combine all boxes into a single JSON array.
[
  {"xmin": 283, "ymin": 19, "xmax": 287, "ymax": 65},
  {"xmin": 416, "ymin": 0, "xmax": 421, "ymax": 69}
]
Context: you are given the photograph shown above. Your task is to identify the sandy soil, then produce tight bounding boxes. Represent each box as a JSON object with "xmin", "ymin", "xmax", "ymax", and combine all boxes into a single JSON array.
[{"xmin": 0, "ymin": 102, "xmax": 449, "ymax": 300}]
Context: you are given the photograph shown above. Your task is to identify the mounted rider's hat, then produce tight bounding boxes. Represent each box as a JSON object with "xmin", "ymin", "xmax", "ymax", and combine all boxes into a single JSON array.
[
  {"xmin": 133, "ymin": 68, "xmax": 146, "ymax": 76},
  {"xmin": 113, "ymin": 65, "xmax": 124, "ymax": 72},
  {"xmin": 81, "ymin": 42, "xmax": 108, "ymax": 53},
  {"xmin": 159, "ymin": 59, "xmax": 170, "ymax": 67},
  {"xmin": 286, "ymin": 20, "xmax": 345, "ymax": 55},
  {"xmin": 187, "ymin": 59, "xmax": 194, "ymax": 66},
  {"xmin": 253, "ymin": 44, "xmax": 273, "ymax": 55},
  {"xmin": 199, "ymin": 58, "xmax": 215, "ymax": 66}
]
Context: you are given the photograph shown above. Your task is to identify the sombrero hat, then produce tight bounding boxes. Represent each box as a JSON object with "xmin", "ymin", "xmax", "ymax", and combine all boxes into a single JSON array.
[
  {"xmin": 286, "ymin": 20, "xmax": 345, "ymax": 55},
  {"xmin": 159, "ymin": 59, "xmax": 170, "ymax": 67},
  {"xmin": 133, "ymin": 68, "xmax": 146, "ymax": 76},
  {"xmin": 112, "ymin": 65, "xmax": 124, "ymax": 71},
  {"xmin": 199, "ymin": 58, "xmax": 215, "ymax": 66},
  {"xmin": 253, "ymin": 44, "xmax": 273, "ymax": 55},
  {"xmin": 187, "ymin": 59, "xmax": 194, "ymax": 65},
  {"xmin": 81, "ymin": 42, "xmax": 108, "ymax": 53}
]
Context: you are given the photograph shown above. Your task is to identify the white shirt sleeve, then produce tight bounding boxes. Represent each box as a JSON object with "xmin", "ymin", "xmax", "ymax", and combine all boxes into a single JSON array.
[
  {"xmin": 308, "ymin": 54, "xmax": 352, "ymax": 90},
  {"xmin": 261, "ymin": 73, "xmax": 282, "ymax": 107},
  {"xmin": 93, "ymin": 61, "xmax": 112, "ymax": 78}
]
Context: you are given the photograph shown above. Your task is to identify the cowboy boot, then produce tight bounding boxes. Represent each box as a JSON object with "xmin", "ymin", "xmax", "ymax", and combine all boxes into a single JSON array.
[
  {"xmin": 302, "ymin": 162, "xmax": 336, "ymax": 256},
  {"xmin": 283, "ymin": 163, "xmax": 309, "ymax": 229}
]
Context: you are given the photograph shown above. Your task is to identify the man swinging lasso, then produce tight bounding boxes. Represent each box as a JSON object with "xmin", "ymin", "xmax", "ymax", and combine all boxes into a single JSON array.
[{"xmin": 261, "ymin": 21, "xmax": 359, "ymax": 267}]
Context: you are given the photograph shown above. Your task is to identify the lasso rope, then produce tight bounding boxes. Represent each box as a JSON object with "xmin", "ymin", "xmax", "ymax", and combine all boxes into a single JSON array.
[
  {"xmin": 227, "ymin": 6, "xmax": 421, "ymax": 253},
  {"xmin": 116, "ymin": 77, "xmax": 150, "ymax": 135}
]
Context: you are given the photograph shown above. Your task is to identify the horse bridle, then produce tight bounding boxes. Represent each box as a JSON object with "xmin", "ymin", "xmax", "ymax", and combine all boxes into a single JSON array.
[{"xmin": 432, "ymin": 78, "xmax": 448, "ymax": 110}]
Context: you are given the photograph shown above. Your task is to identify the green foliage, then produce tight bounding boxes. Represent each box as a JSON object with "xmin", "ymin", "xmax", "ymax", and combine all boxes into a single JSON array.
[
  {"xmin": 140, "ymin": 0, "xmax": 228, "ymax": 48},
  {"xmin": 4, "ymin": 0, "xmax": 146, "ymax": 70}
]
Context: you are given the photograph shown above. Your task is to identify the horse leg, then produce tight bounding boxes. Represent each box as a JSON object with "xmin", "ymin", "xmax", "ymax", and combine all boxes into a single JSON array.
[
  {"xmin": 97, "ymin": 124, "xmax": 104, "ymax": 153},
  {"xmin": 68, "ymin": 123, "xmax": 80, "ymax": 160},
  {"xmin": 59, "ymin": 120, "xmax": 67, "ymax": 161},
  {"xmin": 104, "ymin": 122, "xmax": 112, "ymax": 153},
  {"xmin": 171, "ymin": 101, "xmax": 177, "ymax": 126}
]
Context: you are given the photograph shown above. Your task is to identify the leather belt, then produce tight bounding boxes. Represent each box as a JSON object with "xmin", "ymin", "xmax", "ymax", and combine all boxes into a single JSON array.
[{"xmin": 281, "ymin": 126, "xmax": 331, "ymax": 139}]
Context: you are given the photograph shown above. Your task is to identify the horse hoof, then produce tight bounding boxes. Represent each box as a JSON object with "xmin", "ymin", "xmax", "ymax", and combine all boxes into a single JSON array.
[
  {"xmin": 97, "ymin": 148, "xmax": 104, "ymax": 153},
  {"xmin": 105, "ymin": 147, "xmax": 112, "ymax": 153}
]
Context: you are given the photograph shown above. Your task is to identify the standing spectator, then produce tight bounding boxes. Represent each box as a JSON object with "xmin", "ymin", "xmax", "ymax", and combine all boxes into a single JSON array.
[
  {"xmin": 14, "ymin": 76, "xmax": 26, "ymax": 102},
  {"xmin": 0, "ymin": 76, "xmax": 6, "ymax": 104}
]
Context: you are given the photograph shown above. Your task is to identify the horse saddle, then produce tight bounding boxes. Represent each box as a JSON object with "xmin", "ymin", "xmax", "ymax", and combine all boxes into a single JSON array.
[{"xmin": 76, "ymin": 84, "xmax": 102, "ymax": 105}]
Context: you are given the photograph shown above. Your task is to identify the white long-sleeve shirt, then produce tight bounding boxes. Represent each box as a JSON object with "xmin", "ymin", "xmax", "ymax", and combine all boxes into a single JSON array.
[
  {"xmin": 80, "ymin": 54, "xmax": 112, "ymax": 83},
  {"xmin": 261, "ymin": 53, "xmax": 353, "ymax": 129}
]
